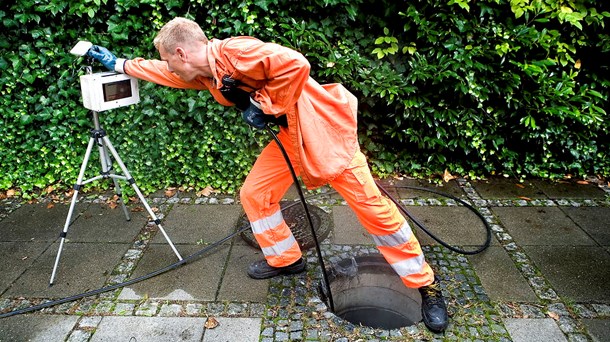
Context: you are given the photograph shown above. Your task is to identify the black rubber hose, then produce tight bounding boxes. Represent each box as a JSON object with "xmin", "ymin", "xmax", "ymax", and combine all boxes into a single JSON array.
[{"xmin": 265, "ymin": 125, "xmax": 335, "ymax": 312}]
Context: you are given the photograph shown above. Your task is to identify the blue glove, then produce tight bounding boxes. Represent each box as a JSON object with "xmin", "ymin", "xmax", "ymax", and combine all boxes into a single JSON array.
[
  {"xmin": 242, "ymin": 98, "xmax": 267, "ymax": 129},
  {"xmin": 87, "ymin": 45, "xmax": 117, "ymax": 71}
]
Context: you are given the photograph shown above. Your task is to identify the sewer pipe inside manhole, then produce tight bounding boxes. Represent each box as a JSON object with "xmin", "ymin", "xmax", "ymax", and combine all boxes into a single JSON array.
[{"xmin": 320, "ymin": 254, "xmax": 422, "ymax": 330}]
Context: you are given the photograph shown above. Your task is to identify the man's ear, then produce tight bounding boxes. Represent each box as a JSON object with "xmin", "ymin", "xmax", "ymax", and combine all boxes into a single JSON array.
[{"xmin": 176, "ymin": 47, "xmax": 187, "ymax": 62}]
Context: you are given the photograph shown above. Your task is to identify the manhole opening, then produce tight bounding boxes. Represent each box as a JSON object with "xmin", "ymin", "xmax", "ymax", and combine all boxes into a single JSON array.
[
  {"xmin": 324, "ymin": 254, "xmax": 422, "ymax": 330},
  {"xmin": 237, "ymin": 202, "xmax": 332, "ymax": 250}
]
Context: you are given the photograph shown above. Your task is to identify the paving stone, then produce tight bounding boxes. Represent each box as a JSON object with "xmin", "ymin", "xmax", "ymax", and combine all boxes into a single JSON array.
[
  {"xmin": 504, "ymin": 318, "xmax": 567, "ymax": 342},
  {"xmin": 201, "ymin": 317, "xmax": 261, "ymax": 342},
  {"xmin": 524, "ymin": 246, "xmax": 610, "ymax": 302},
  {"xmin": 331, "ymin": 206, "xmax": 373, "ymax": 245},
  {"xmin": 470, "ymin": 178, "xmax": 548, "ymax": 200},
  {"xmin": 216, "ymin": 244, "xmax": 269, "ymax": 302},
  {"xmin": 582, "ymin": 319, "xmax": 610, "ymax": 342},
  {"xmin": 467, "ymin": 246, "xmax": 538, "ymax": 302},
  {"xmin": 0, "ymin": 203, "xmax": 88, "ymax": 242},
  {"xmin": 492, "ymin": 207, "xmax": 597, "ymax": 246},
  {"xmin": 66, "ymin": 203, "xmax": 147, "ymax": 243},
  {"xmin": 118, "ymin": 243, "xmax": 229, "ymax": 300},
  {"xmin": 403, "ymin": 206, "xmax": 498, "ymax": 248},
  {"xmin": 531, "ymin": 180, "xmax": 606, "ymax": 199},
  {"xmin": 91, "ymin": 316, "xmax": 205, "ymax": 341},
  {"xmin": 0, "ymin": 314, "xmax": 79, "ymax": 342},
  {"xmin": 561, "ymin": 207, "xmax": 610, "ymax": 246},
  {"xmin": 5, "ymin": 242, "xmax": 130, "ymax": 298},
  {"xmin": 153, "ymin": 204, "xmax": 243, "ymax": 244},
  {"xmin": 0, "ymin": 241, "xmax": 51, "ymax": 293}
]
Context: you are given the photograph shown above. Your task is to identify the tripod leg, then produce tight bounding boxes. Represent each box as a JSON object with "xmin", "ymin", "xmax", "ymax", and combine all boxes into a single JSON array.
[
  {"xmin": 50, "ymin": 137, "xmax": 96, "ymax": 286},
  {"xmin": 101, "ymin": 136, "xmax": 183, "ymax": 261},
  {"xmin": 99, "ymin": 141, "xmax": 131, "ymax": 221}
]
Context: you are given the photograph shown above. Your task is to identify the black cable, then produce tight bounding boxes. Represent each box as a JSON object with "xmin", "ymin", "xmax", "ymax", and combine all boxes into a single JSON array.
[{"xmin": 265, "ymin": 125, "xmax": 335, "ymax": 312}]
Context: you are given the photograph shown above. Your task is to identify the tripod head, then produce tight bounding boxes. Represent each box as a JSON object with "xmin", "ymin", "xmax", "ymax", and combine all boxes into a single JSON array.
[{"xmin": 70, "ymin": 40, "xmax": 140, "ymax": 112}]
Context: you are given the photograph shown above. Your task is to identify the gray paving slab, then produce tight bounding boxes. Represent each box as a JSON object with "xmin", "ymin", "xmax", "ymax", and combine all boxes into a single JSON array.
[
  {"xmin": 67, "ymin": 203, "xmax": 147, "ymax": 243},
  {"xmin": 0, "ymin": 242, "xmax": 51, "ymax": 295},
  {"xmin": 118, "ymin": 243, "xmax": 230, "ymax": 300},
  {"xmin": 153, "ymin": 204, "xmax": 243, "ymax": 244},
  {"xmin": 561, "ymin": 207, "xmax": 610, "ymax": 246},
  {"xmin": 492, "ymin": 207, "xmax": 597, "ymax": 246},
  {"xmin": 0, "ymin": 203, "xmax": 88, "ymax": 242},
  {"xmin": 216, "ymin": 244, "xmax": 269, "ymax": 302},
  {"xmin": 202, "ymin": 317, "xmax": 262, "ymax": 342},
  {"xmin": 582, "ymin": 318, "xmax": 610, "ymax": 342},
  {"xmin": 524, "ymin": 245, "xmax": 610, "ymax": 302},
  {"xmin": 5, "ymin": 242, "xmax": 129, "ymax": 298},
  {"xmin": 470, "ymin": 178, "xmax": 548, "ymax": 199},
  {"xmin": 404, "ymin": 206, "xmax": 498, "ymax": 248},
  {"xmin": 0, "ymin": 314, "xmax": 79, "ymax": 342},
  {"xmin": 90, "ymin": 316, "xmax": 205, "ymax": 342},
  {"xmin": 331, "ymin": 206, "xmax": 374, "ymax": 245},
  {"xmin": 381, "ymin": 178, "xmax": 467, "ymax": 199},
  {"xmin": 531, "ymin": 180, "xmax": 607, "ymax": 199},
  {"xmin": 504, "ymin": 318, "xmax": 567, "ymax": 342},
  {"xmin": 467, "ymin": 246, "xmax": 538, "ymax": 302}
]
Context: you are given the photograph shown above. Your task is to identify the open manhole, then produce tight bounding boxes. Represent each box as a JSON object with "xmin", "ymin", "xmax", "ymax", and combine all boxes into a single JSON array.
[
  {"xmin": 321, "ymin": 254, "xmax": 422, "ymax": 329},
  {"xmin": 237, "ymin": 201, "xmax": 332, "ymax": 250}
]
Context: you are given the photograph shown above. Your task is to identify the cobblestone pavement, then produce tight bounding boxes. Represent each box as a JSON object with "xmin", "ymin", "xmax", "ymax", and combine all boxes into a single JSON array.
[{"xmin": 0, "ymin": 177, "xmax": 609, "ymax": 341}]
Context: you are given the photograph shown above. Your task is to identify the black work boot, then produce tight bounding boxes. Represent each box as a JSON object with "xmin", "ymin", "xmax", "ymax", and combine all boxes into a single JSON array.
[
  {"xmin": 418, "ymin": 277, "xmax": 449, "ymax": 333},
  {"xmin": 247, "ymin": 258, "xmax": 306, "ymax": 279}
]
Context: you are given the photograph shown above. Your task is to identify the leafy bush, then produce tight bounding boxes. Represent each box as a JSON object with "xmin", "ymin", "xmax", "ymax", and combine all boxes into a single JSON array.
[{"xmin": 0, "ymin": 0, "xmax": 608, "ymax": 198}]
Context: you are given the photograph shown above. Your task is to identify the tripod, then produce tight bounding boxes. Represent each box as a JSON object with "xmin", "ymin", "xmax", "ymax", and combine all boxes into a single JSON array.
[{"xmin": 49, "ymin": 66, "xmax": 183, "ymax": 285}]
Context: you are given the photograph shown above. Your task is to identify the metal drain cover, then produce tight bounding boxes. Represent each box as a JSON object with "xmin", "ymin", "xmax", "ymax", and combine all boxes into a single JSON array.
[{"xmin": 237, "ymin": 201, "xmax": 332, "ymax": 250}]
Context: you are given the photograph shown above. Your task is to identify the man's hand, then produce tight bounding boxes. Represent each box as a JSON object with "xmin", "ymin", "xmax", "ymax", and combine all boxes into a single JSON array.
[
  {"xmin": 87, "ymin": 45, "xmax": 118, "ymax": 71},
  {"xmin": 242, "ymin": 98, "xmax": 267, "ymax": 129}
]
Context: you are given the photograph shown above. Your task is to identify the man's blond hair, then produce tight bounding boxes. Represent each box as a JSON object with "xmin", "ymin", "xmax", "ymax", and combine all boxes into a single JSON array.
[{"xmin": 153, "ymin": 17, "xmax": 208, "ymax": 54}]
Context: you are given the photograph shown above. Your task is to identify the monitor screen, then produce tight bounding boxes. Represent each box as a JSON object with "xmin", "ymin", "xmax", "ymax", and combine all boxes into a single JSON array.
[{"xmin": 103, "ymin": 79, "xmax": 133, "ymax": 102}]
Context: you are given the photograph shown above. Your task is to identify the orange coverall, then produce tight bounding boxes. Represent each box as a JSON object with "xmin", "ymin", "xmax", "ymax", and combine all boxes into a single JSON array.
[{"xmin": 123, "ymin": 36, "xmax": 434, "ymax": 288}]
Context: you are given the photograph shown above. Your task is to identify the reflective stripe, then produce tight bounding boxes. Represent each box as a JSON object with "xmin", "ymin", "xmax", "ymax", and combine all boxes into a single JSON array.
[
  {"xmin": 250, "ymin": 210, "xmax": 284, "ymax": 235},
  {"xmin": 391, "ymin": 254, "xmax": 425, "ymax": 278},
  {"xmin": 371, "ymin": 221, "xmax": 412, "ymax": 247},
  {"xmin": 261, "ymin": 235, "xmax": 298, "ymax": 257}
]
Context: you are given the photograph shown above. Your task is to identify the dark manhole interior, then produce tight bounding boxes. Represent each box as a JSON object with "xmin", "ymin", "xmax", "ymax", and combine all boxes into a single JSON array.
[
  {"xmin": 325, "ymin": 254, "xmax": 422, "ymax": 330},
  {"xmin": 237, "ymin": 201, "xmax": 333, "ymax": 250}
]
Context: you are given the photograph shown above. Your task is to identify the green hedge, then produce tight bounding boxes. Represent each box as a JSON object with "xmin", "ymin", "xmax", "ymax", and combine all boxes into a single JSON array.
[{"xmin": 1, "ymin": 0, "xmax": 608, "ymax": 198}]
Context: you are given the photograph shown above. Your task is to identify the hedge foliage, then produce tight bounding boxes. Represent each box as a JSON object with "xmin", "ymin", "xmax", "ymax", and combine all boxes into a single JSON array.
[{"xmin": 1, "ymin": 0, "xmax": 608, "ymax": 198}]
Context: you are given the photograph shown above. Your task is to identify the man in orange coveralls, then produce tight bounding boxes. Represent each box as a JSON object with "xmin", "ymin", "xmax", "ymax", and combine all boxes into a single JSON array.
[{"xmin": 87, "ymin": 17, "xmax": 448, "ymax": 332}]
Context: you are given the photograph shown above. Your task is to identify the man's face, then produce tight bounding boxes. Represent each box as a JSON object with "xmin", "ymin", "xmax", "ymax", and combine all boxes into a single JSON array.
[{"xmin": 159, "ymin": 46, "xmax": 194, "ymax": 81}]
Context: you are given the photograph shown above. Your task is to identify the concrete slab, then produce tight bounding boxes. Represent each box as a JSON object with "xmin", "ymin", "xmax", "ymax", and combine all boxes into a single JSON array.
[
  {"xmin": 90, "ymin": 316, "xmax": 205, "ymax": 342},
  {"xmin": 0, "ymin": 203, "xmax": 88, "ymax": 242},
  {"xmin": 470, "ymin": 178, "xmax": 548, "ymax": 199},
  {"xmin": 404, "ymin": 206, "xmax": 498, "ymax": 248},
  {"xmin": 467, "ymin": 246, "xmax": 538, "ymax": 302},
  {"xmin": 561, "ymin": 207, "xmax": 610, "ymax": 246},
  {"xmin": 118, "ymin": 243, "xmax": 230, "ymax": 301},
  {"xmin": 492, "ymin": 207, "xmax": 596, "ymax": 246},
  {"xmin": 202, "ymin": 317, "xmax": 262, "ymax": 342},
  {"xmin": 0, "ymin": 242, "xmax": 51, "ymax": 294},
  {"xmin": 216, "ymin": 244, "xmax": 269, "ymax": 302},
  {"xmin": 67, "ymin": 203, "xmax": 147, "ymax": 243},
  {"xmin": 582, "ymin": 318, "xmax": 610, "ymax": 342},
  {"xmin": 5, "ymin": 242, "xmax": 130, "ymax": 298},
  {"xmin": 331, "ymin": 206, "xmax": 373, "ymax": 245},
  {"xmin": 154, "ymin": 205, "xmax": 243, "ymax": 244},
  {"xmin": 504, "ymin": 318, "xmax": 567, "ymax": 342},
  {"xmin": 378, "ymin": 178, "xmax": 467, "ymax": 200},
  {"xmin": 524, "ymin": 246, "xmax": 610, "ymax": 302},
  {"xmin": 531, "ymin": 180, "xmax": 606, "ymax": 199},
  {"xmin": 0, "ymin": 314, "xmax": 79, "ymax": 342}
]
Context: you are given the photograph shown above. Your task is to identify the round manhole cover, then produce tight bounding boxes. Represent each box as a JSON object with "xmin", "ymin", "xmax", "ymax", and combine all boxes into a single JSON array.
[
  {"xmin": 321, "ymin": 254, "xmax": 422, "ymax": 329},
  {"xmin": 237, "ymin": 201, "xmax": 332, "ymax": 250}
]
